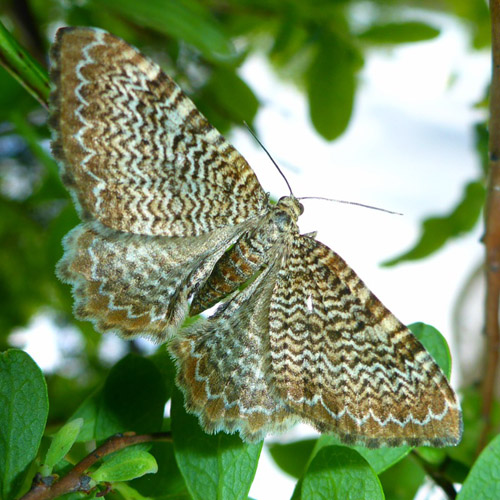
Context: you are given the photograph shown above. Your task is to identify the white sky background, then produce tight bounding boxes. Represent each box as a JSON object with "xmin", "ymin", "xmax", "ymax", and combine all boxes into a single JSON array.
[
  {"xmin": 240, "ymin": 16, "xmax": 489, "ymax": 500},
  {"xmin": 9, "ymin": 12, "xmax": 490, "ymax": 500}
]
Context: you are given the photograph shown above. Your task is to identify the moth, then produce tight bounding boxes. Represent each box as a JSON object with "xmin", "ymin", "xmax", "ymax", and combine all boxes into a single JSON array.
[{"xmin": 49, "ymin": 26, "xmax": 462, "ymax": 446}]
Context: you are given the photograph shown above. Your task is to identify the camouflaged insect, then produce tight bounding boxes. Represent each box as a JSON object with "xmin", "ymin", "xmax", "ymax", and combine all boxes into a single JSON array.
[{"xmin": 49, "ymin": 27, "xmax": 463, "ymax": 447}]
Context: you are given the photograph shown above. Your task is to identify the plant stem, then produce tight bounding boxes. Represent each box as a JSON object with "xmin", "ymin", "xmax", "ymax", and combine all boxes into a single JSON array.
[
  {"xmin": 479, "ymin": 0, "xmax": 500, "ymax": 454},
  {"xmin": 0, "ymin": 19, "xmax": 49, "ymax": 108},
  {"xmin": 411, "ymin": 451, "xmax": 457, "ymax": 500},
  {"xmin": 19, "ymin": 432, "xmax": 172, "ymax": 500}
]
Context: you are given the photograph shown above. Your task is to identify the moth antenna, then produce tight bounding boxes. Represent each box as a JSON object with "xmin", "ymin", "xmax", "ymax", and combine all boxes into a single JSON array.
[
  {"xmin": 298, "ymin": 196, "xmax": 403, "ymax": 216},
  {"xmin": 243, "ymin": 121, "xmax": 294, "ymax": 197}
]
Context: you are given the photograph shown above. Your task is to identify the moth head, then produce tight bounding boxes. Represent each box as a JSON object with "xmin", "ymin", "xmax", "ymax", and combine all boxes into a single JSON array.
[{"xmin": 276, "ymin": 196, "xmax": 304, "ymax": 221}]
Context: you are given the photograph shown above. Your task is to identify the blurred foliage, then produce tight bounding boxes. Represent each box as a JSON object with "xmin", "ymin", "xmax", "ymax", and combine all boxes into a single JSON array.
[{"xmin": 0, "ymin": 0, "xmax": 495, "ymax": 499}]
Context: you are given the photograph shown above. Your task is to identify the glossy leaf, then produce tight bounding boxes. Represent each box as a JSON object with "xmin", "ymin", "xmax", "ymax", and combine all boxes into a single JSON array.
[
  {"xmin": 298, "ymin": 445, "xmax": 383, "ymax": 500},
  {"xmin": 70, "ymin": 389, "xmax": 101, "ymax": 443},
  {"xmin": 0, "ymin": 66, "xmax": 33, "ymax": 120},
  {"xmin": 311, "ymin": 435, "xmax": 410, "ymax": 475},
  {"xmin": 131, "ymin": 439, "xmax": 187, "ymax": 498},
  {"xmin": 268, "ymin": 439, "xmax": 316, "ymax": 478},
  {"xmin": 378, "ymin": 454, "xmax": 425, "ymax": 500},
  {"xmin": 171, "ymin": 389, "xmax": 262, "ymax": 500},
  {"xmin": 149, "ymin": 349, "xmax": 177, "ymax": 404},
  {"xmin": 409, "ymin": 322, "xmax": 452, "ymax": 379},
  {"xmin": 449, "ymin": 386, "xmax": 500, "ymax": 467},
  {"xmin": 458, "ymin": 434, "xmax": 500, "ymax": 500},
  {"xmin": 44, "ymin": 418, "xmax": 84, "ymax": 469},
  {"xmin": 71, "ymin": 354, "xmax": 167, "ymax": 441},
  {"xmin": 91, "ymin": 447, "xmax": 158, "ymax": 482},
  {"xmin": 0, "ymin": 350, "xmax": 48, "ymax": 500}
]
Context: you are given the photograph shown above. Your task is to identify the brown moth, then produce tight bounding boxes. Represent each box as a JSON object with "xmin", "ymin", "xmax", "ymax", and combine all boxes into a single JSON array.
[{"xmin": 49, "ymin": 26, "xmax": 462, "ymax": 446}]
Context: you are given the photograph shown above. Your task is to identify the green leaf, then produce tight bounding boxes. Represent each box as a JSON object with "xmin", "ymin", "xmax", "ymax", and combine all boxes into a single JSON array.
[
  {"xmin": 271, "ymin": 7, "xmax": 301, "ymax": 57},
  {"xmin": 0, "ymin": 66, "xmax": 33, "ymax": 120},
  {"xmin": 113, "ymin": 482, "xmax": 161, "ymax": 500},
  {"xmin": 131, "ymin": 440, "xmax": 187, "ymax": 497},
  {"xmin": 149, "ymin": 349, "xmax": 177, "ymax": 404},
  {"xmin": 94, "ymin": 0, "xmax": 237, "ymax": 62},
  {"xmin": 44, "ymin": 418, "xmax": 84, "ymax": 470},
  {"xmin": 91, "ymin": 447, "xmax": 158, "ymax": 483},
  {"xmin": 409, "ymin": 322, "xmax": 451, "ymax": 379},
  {"xmin": 71, "ymin": 354, "xmax": 167, "ymax": 441},
  {"xmin": 268, "ymin": 439, "xmax": 317, "ymax": 478},
  {"xmin": 0, "ymin": 20, "xmax": 50, "ymax": 106},
  {"xmin": 457, "ymin": 434, "xmax": 500, "ymax": 500},
  {"xmin": 447, "ymin": 0, "xmax": 490, "ymax": 49},
  {"xmin": 307, "ymin": 32, "xmax": 360, "ymax": 140},
  {"xmin": 358, "ymin": 22, "xmax": 440, "ymax": 44},
  {"xmin": 97, "ymin": 354, "xmax": 167, "ymax": 437},
  {"xmin": 70, "ymin": 389, "xmax": 100, "ymax": 442},
  {"xmin": 0, "ymin": 349, "xmax": 49, "ymax": 500},
  {"xmin": 205, "ymin": 66, "xmax": 259, "ymax": 124},
  {"xmin": 0, "ymin": 195, "xmax": 60, "ymax": 333},
  {"xmin": 415, "ymin": 448, "xmax": 468, "ymax": 484},
  {"xmin": 311, "ymin": 435, "xmax": 410, "ymax": 475},
  {"xmin": 378, "ymin": 454, "xmax": 425, "ymax": 500},
  {"xmin": 448, "ymin": 386, "xmax": 500, "ymax": 466},
  {"xmin": 171, "ymin": 388, "xmax": 262, "ymax": 500},
  {"xmin": 298, "ymin": 445, "xmax": 384, "ymax": 500},
  {"xmin": 384, "ymin": 181, "xmax": 485, "ymax": 266}
]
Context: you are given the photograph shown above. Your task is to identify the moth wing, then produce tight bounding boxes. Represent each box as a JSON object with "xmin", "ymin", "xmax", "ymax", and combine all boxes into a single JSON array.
[
  {"xmin": 269, "ymin": 235, "xmax": 462, "ymax": 447},
  {"xmin": 49, "ymin": 27, "xmax": 268, "ymax": 237},
  {"xmin": 169, "ymin": 247, "xmax": 298, "ymax": 441},
  {"xmin": 58, "ymin": 220, "xmax": 251, "ymax": 340}
]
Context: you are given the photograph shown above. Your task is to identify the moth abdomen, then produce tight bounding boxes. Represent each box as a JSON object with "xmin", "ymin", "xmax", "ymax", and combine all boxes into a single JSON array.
[
  {"xmin": 190, "ymin": 231, "xmax": 267, "ymax": 315},
  {"xmin": 190, "ymin": 200, "xmax": 300, "ymax": 315}
]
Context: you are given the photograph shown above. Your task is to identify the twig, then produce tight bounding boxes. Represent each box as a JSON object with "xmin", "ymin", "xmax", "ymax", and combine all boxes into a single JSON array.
[
  {"xmin": 479, "ymin": 0, "xmax": 500, "ymax": 454},
  {"xmin": 19, "ymin": 431, "xmax": 172, "ymax": 500},
  {"xmin": 411, "ymin": 451, "xmax": 457, "ymax": 500}
]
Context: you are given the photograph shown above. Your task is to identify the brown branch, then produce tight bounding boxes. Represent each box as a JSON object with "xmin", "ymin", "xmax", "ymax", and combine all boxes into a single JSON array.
[
  {"xmin": 479, "ymin": 0, "xmax": 500, "ymax": 454},
  {"xmin": 19, "ymin": 432, "xmax": 172, "ymax": 500}
]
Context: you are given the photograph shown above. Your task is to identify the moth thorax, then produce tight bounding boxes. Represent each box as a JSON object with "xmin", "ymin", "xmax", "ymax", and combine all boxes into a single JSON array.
[{"xmin": 276, "ymin": 196, "xmax": 304, "ymax": 222}]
